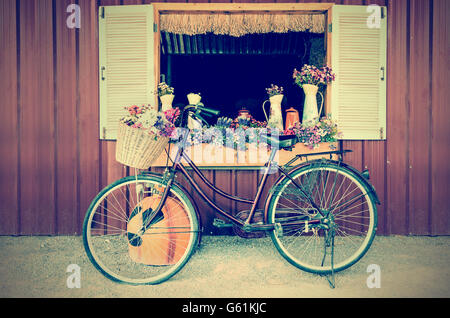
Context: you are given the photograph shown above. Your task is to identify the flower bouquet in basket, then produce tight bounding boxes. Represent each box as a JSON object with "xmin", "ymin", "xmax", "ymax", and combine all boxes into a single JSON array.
[{"xmin": 116, "ymin": 105, "xmax": 180, "ymax": 169}]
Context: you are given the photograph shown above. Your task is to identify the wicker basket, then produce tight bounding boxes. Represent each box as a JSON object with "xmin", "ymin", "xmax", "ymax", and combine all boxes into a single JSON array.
[{"xmin": 116, "ymin": 122, "xmax": 169, "ymax": 169}]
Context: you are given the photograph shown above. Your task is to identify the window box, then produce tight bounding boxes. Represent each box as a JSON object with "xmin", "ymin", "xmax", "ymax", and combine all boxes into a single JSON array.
[{"xmin": 151, "ymin": 141, "xmax": 338, "ymax": 168}]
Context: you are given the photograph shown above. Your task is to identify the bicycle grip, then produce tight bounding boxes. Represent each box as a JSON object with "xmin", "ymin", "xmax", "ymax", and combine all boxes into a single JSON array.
[{"xmin": 198, "ymin": 106, "xmax": 220, "ymax": 116}]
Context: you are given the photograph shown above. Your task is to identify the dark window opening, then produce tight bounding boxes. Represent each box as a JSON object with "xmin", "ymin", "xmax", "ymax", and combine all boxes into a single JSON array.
[{"xmin": 160, "ymin": 31, "xmax": 325, "ymax": 123}]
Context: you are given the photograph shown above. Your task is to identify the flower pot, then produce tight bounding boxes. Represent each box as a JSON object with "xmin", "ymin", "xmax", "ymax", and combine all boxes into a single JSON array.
[
  {"xmin": 160, "ymin": 94, "xmax": 174, "ymax": 112},
  {"xmin": 302, "ymin": 84, "xmax": 323, "ymax": 126},
  {"xmin": 262, "ymin": 94, "xmax": 284, "ymax": 130}
]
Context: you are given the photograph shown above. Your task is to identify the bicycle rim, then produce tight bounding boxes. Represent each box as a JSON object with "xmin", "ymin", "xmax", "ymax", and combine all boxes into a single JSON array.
[
  {"xmin": 268, "ymin": 161, "xmax": 377, "ymax": 274},
  {"xmin": 83, "ymin": 175, "xmax": 199, "ymax": 285}
]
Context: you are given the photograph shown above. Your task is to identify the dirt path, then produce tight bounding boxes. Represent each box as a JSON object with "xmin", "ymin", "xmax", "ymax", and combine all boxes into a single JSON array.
[{"xmin": 0, "ymin": 235, "xmax": 449, "ymax": 298}]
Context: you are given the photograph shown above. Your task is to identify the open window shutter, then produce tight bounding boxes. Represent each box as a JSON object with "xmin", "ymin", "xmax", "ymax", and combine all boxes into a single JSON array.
[
  {"xmin": 99, "ymin": 5, "xmax": 155, "ymax": 140},
  {"xmin": 331, "ymin": 5, "xmax": 387, "ymax": 140}
]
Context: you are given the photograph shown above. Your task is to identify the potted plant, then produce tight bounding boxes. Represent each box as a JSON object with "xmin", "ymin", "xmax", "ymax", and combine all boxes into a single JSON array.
[
  {"xmin": 157, "ymin": 82, "xmax": 175, "ymax": 111},
  {"xmin": 263, "ymin": 84, "xmax": 284, "ymax": 130},
  {"xmin": 292, "ymin": 64, "xmax": 336, "ymax": 126}
]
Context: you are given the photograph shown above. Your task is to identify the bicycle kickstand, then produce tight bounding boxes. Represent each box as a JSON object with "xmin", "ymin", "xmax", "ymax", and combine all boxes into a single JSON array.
[{"xmin": 321, "ymin": 230, "xmax": 336, "ymax": 289}]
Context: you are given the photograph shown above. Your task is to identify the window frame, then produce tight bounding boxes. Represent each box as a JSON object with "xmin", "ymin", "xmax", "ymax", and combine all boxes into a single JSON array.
[{"xmin": 98, "ymin": 3, "xmax": 387, "ymax": 140}]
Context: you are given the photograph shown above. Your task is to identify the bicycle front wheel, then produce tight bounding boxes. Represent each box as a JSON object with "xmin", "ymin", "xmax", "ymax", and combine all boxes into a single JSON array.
[
  {"xmin": 267, "ymin": 160, "xmax": 377, "ymax": 274},
  {"xmin": 82, "ymin": 174, "xmax": 200, "ymax": 285}
]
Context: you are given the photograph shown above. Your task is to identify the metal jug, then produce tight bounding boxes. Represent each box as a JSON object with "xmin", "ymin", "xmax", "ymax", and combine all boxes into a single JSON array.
[
  {"xmin": 302, "ymin": 84, "xmax": 324, "ymax": 126},
  {"xmin": 238, "ymin": 107, "xmax": 251, "ymax": 119},
  {"xmin": 285, "ymin": 107, "xmax": 300, "ymax": 130}
]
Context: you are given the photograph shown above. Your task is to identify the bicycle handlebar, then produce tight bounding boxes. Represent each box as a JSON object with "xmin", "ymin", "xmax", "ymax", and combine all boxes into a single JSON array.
[
  {"xmin": 179, "ymin": 103, "xmax": 220, "ymax": 129},
  {"xmin": 196, "ymin": 105, "xmax": 220, "ymax": 116}
]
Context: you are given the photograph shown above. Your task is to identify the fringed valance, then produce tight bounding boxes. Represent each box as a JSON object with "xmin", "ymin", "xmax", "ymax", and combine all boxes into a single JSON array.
[{"xmin": 160, "ymin": 13, "xmax": 325, "ymax": 37}]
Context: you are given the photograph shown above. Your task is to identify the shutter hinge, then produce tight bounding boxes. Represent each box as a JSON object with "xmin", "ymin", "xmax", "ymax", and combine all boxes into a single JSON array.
[
  {"xmin": 380, "ymin": 127, "xmax": 384, "ymax": 139},
  {"xmin": 153, "ymin": 22, "xmax": 158, "ymax": 33},
  {"xmin": 100, "ymin": 7, "xmax": 105, "ymax": 19},
  {"xmin": 328, "ymin": 23, "xmax": 332, "ymax": 33},
  {"xmin": 103, "ymin": 127, "xmax": 106, "ymax": 139}
]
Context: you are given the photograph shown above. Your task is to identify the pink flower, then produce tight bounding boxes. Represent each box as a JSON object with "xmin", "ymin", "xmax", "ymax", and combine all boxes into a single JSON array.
[{"xmin": 164, "ymin": 107, "xmax": 180, "ymax": 123}]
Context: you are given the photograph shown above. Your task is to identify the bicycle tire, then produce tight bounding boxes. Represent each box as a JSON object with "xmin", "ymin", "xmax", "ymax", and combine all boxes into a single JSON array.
[
  {"xmin": 267, "ymin": 160, "xmax": 378, "ymax": 274},
  {"xmin": 82, "ymin": 174, "xmax": 200, "ymax": 285}
]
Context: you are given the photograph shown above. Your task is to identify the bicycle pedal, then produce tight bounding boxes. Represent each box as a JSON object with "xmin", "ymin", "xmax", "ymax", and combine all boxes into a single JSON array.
[{"xmin": 213, "ymin": 218, "xmax": 233, "ymax": 228}]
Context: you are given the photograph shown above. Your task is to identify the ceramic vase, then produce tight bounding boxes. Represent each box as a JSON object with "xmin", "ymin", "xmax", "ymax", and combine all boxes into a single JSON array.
[
  {"xmin": 187, "ymin": 94, "xmax": 202, "ymax": 130},
  {"xmin": 187, "ymin": 93, "xmax": 201, "ymax": 105},
  {"xmin": 160, "ymin": 94, "xmax": 174, "ymax": 112}
]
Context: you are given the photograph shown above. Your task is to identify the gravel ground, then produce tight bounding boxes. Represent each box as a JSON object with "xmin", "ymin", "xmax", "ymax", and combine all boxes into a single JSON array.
[{"xmin": 0, "ymin": 235, "xmax": 449, "ymax": 298}]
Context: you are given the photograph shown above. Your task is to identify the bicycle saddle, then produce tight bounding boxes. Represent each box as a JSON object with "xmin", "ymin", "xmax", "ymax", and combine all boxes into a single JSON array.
[{"xmin": 260, "ymin": 134, "xmax": 298, "ymax": 149}]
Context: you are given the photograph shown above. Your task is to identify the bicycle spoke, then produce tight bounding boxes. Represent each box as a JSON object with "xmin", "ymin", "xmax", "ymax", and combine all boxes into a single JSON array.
[
  {"xmin": 335, "ymin": 208, "xmax": 371, "ymax": 220},
  {"xmin": 91, "ymin": 217, "xmax": 126, "ymax": 230},
  {"xmin": 97, "ymin": 204, "xmax": 128, "ymax": 223},
  {"xmin": 320, "ymin": 170, "xmax": 330, "ymax": 209}
]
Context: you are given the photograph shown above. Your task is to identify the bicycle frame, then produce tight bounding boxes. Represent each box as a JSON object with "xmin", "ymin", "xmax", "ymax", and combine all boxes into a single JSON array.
[
  {"xmin": 84, "ymin": 105, "xmax": 377, "ymax": 288},
  {"xmin": 142, "ymin": 125, "xmax": 325, "ymax": 234}
]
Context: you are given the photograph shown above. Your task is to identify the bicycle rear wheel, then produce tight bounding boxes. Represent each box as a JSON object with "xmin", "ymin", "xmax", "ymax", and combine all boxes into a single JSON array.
[
  {"xmin": 82, "ymin": 174, "xmax": 199, "ymax": 285},
  {"xmin": 267, "ymin": 160, "xmax": 377, "ymax": 274}
]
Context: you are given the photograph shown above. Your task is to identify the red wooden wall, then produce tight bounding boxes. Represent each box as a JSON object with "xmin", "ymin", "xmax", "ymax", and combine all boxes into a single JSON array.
[{"xmin": 0, "ymin": 0, "xmax": 448, "ymax": 235}]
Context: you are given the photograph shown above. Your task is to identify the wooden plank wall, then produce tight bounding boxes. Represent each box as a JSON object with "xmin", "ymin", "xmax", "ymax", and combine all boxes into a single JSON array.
[{"xmin": 0, "ymin": 0, "xmax": 448, "ymax": 235}]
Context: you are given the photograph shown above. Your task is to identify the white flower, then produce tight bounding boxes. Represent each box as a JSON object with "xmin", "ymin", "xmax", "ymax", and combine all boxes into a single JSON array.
[{"xmin": 137, "ymin": 110, "xmax": 157, "ymax": 129}]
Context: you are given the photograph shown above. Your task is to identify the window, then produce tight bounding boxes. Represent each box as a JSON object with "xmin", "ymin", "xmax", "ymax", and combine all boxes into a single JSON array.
[{"xmin": 98, "ymin": 3, "xmax": 387, "ymax": 140}]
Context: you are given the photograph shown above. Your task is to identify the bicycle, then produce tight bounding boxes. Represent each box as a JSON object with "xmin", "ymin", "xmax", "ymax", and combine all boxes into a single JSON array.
[{"xmin": 82, "ymin": 104, "xmax": 379, "ymax": 287}]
